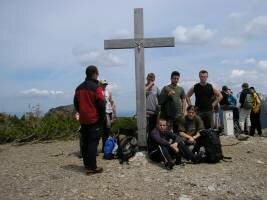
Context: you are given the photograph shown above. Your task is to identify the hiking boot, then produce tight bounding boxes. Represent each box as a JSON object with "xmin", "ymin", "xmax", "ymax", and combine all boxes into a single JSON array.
[
  {"xmin": 175, "ymin": 155, "xmax": 182, "ymax": 165},
  {"xmin": 165, "ymin": 160, "xmax": 175, "ymax": 170},
  {"xmin": 237, "ymin": 134, "xmax": 249, "ymax": 141},
  {"xmin": 86, "ymin": 167, "xmax": 103, "ymax": 175}
]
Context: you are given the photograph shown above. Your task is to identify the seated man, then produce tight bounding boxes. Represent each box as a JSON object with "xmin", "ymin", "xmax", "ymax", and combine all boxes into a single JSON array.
[
  {"xmin": 178, "ymin": 105, "xmax": 204, "ymax": 152},
  {"xmin": 220, "ymin": 86, "xmax": 239, "ymax": 122},
  {"xmin": 147, "ymin": 118, "xmax": 202, "ymax": 170}
]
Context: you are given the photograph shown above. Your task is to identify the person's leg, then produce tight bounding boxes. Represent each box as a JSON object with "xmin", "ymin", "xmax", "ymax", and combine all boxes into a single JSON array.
[
  {"xmin": 147, "ymin": 114, "xmax": 157, "ymax": 135},
  {"xmin": 81, "ymin": 124, "xmax": 101, "ymax": 170},
  {"xmin": 255, "ymin": 112, "xmax": 262, "ymax": 136},
  {"xmin": 245, "ymin": 109, "xmax": 251, "ymax": 134},
  {"xmin": 250, "ymin": 111, "xmax": 256, "ymax": 136},
  {"xmin": 232, "ymin": 106, "xmax": 239, "ymax": 121},
  {"xmin": 199, "ymin": 111, "xmax": 212, "ymax": 129},
  {"xmin": 102, "ymin": 114, "xmax": 110, "ymax": 152},
  {"xmin": 178, "ymin": 141, "xmax": 202, "ymax": 163},
  {"xmin": 79, "ymin": 130, "xmax": 83, "ymax": 158},
  {"xmin": 239, "ymin": 108, "xmax": 246, "ymax": 132},
  {"xmin": 80, "ymin": 126, "xmax": 89, "ymax": 166}
]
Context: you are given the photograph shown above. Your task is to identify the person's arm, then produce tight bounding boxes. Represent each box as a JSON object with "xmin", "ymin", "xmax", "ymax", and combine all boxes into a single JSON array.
[
  {"xmin": 239, "ymin": 91, "xmax": 245, "ymax": 107},
  {"xmin": 186, "ymin": 86, "xmax": 194, "ymax": 106},
  {"xmin": 145, "ymin": 81, "xmax": 154, "ymax": 91},
  {"xmin": 151, "ymin": 130, "xmax": 170, "ymax": 146},
  {"xmin": 73, "ymin": 92, "xmax": 79, "ymax": 112},
  {"xmin": 180, "ymin": 131, "xmax": 195, "ymax": 144},
  {"xmin": 212, "ymin": 87, "xmax": 223, "ymax": 110},
  {"xmin": 193, "ymin": 116, "xmax": 204, "ymax": 140},
  {"xmin": 192, "ymin": 131, "xmax": 202, "ymax": 140},
  {"xmin": 95, "ymin": 87, "xmax": 106, "ymax": 122},
  {"xmin": 181, "ymin": 89, "xmax": 186, "ymax": 114},
  {"xmin": 158, "ymin": 86, "xmax": 170, "ymax": 105}
]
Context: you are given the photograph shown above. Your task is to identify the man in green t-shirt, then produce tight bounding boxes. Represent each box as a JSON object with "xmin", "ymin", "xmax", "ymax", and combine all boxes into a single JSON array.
[
  {"xmin": 178, "ymin": 105, "xmax": 204, "ymax": 149},
  {"xmin": 159, "ymin": 71, "xmax": 186, "ymax": 132}
]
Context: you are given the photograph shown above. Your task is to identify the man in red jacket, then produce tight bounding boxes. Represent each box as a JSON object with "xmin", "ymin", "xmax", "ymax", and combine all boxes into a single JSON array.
[{"xmin": 74, "ymin": 65, "xmax": 105, "ymax": 175}]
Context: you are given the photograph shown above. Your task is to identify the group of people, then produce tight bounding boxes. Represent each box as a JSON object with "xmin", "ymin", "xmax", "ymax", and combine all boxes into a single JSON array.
[
  {"xmin": 219, "ymin": 83, "xmax": 262, "ymax": 136},
  {"xmin": 74, "ymin": 65, "xmax": 263, "ymax": 174},
  {"xmin": 146, "ymin": 70, "xmax": 263, "ymax": 169}
]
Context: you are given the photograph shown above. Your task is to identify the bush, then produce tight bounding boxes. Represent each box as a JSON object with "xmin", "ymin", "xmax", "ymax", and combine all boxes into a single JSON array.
[
  {"xmin": 111, "ymin": 117, "xmax": 137, "ymax": 136},
  {"xmin": 0, "ymin": 112, "xmax": 80, "ymax": 144}
]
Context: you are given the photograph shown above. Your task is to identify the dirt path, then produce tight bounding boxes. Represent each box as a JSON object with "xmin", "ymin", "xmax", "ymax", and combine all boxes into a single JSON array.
[{"xmin": 0, "ymin": 135, "xmax": 267, "ymax": 200}]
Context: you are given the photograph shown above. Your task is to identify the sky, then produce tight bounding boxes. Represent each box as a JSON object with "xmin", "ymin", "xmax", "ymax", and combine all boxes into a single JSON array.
[{"xmin": 1, "ymin": 0, "xmax": 267, "ymax": 116}]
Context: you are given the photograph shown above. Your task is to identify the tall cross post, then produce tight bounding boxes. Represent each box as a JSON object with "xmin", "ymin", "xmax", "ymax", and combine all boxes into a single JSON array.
[{"xmin": 104, "ymin": 8, "xmax": 175, "ymax": 147}]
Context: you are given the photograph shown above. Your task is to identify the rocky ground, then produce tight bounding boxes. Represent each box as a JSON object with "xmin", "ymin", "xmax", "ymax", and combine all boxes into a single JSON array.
[{"xmin": 0, "ymin": 131, "xmax": 267, "ymax": 200}]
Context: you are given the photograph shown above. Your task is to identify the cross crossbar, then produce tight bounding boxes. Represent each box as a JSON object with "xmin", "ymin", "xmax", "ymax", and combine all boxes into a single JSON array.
[{"xmin": 104, "ymin": 37, "xmax": 175, "ymax": 49}]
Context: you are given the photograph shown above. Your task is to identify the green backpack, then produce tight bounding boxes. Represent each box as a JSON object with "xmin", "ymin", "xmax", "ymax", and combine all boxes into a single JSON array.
[{"xmin": 243, "ymin": 93, "xmax": 253, "ymax": 109}]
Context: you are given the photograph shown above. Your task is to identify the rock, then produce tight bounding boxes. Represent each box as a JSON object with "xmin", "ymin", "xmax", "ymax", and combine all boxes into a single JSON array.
[{"xmin": 256, "ymin": 160, "xmax": 264, "ymax": 164}]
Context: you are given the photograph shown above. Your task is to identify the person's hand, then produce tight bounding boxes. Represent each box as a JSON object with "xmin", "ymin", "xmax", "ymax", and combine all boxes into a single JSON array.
[
  {"xmin": 170, "ymin": 143, "xmax": 179, "ymax": 152},
  {"xmin": 188, "ymin": 136, "xmax": 195, "ymax": 144},
  {"xmin": 168, "ymin": 90, "xmax": 175, "ymax": 96},
  {"xmin": 212, "ymin": 102, "xmax": 216, "ymax": 112}
]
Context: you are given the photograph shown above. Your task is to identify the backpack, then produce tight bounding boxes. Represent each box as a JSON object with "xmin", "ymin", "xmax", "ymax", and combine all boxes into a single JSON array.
[
  {"xmin": 243, "ymin": 93, "xmax": 253, "ymax": 109},
  {"xmin": 103, "ymin": 136, "xmax": 118, "ymax": 160},
  {"xmin": 200, "ymin": 129, "xmax": 224, "ymax": 163},
  {"xmin": 117, "ymin": 135, "xmax": 138, "ymax": 162}
]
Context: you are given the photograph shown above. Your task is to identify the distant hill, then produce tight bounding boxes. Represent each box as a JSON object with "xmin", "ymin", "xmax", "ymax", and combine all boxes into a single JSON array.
[
  {"xmin": 45, "ymin": 104, "xmax": 135, "ymax": 118},
  {"xmin": 45, "ymin": 104, "xmax": 75, "ymax": 117}
]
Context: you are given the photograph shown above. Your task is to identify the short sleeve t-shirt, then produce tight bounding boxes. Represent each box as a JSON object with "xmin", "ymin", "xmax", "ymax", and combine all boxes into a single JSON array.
[
  {"xmin": 166, "ymin": 84, "xmax": 185, "ymax": 116},
  {"xmin": 178, "ymin": 115, "xmax": 204, "ymax": 136}
]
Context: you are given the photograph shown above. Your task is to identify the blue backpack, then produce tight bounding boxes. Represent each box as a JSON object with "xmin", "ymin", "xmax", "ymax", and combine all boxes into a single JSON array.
[{"xmin": 103, "ymin": 137, "xmax": 117, "ymax": 159}]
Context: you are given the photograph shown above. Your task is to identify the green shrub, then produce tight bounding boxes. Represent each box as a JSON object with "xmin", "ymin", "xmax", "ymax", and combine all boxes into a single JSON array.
[
  {"xmin": 0, "ymin": 112, "xmax": 80, "ymax": 144},
  {"xmin": 111, "ymin": 117, "xmax": 137, "ymax": 136}
]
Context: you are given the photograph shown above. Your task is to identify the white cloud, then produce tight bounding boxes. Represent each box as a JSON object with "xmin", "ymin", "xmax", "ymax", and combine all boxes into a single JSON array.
[
  {"xmin": 228, "ymin": 12, "xmax": 245, "ymax": 20},
  {"xmin": 221, "ymin": 59, "xmax": 241, "ymax": 65},
  {"xmin": 222, "ymin": 58, "xmax": 267, "ymax": 71},
  {"xmin": 221, "ymin": 37, "xmax": 243, "ymax": 48},
  {"xmin": 172, "ymin": 24, "xmax": 216, "ymax": 45},
  {"xmin": 230, "ymin": 69, "xmax": 245, "ymax": 78},
  {"xmin": 73, "ymin": 49, "xmax": 124, "ymax": 67},
  {"xmin": 244, "ymin": 58, "xmax": 257, "ymax": 65},
  {"xmin": 245, "ymin": 16, "xmax": 267, "ymax": 35},
  {"xmin": 20, "ymin": 89, "xmax": 64, "ymax": 97},
  {"xmin": 257, "ymin": 60, "xmax": 267, "ymax": 70},
  {"xmin": 111, "ymin": 29, "xmax": 131, "ymax": 39}
]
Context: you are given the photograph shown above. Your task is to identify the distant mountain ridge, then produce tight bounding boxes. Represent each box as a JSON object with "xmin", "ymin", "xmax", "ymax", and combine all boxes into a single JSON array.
[{"xmin": 45, "ymin": 104, "xmax": 75, "ymax": 117}]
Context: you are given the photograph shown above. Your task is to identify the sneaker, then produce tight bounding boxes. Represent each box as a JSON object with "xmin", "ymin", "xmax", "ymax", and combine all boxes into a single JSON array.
[
  {"xmin": 237, "ymin": 134, "xmax": 249, "ymax": 141},
  {"xmin": 86, "ymin": 167, "xmax": 103, "ymax": 175}
]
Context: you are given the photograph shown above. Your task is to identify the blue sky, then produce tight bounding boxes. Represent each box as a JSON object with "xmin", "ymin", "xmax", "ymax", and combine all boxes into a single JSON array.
[{"xmin": 1, "ymin": 0, "xmax": 267, "ymax": 116}]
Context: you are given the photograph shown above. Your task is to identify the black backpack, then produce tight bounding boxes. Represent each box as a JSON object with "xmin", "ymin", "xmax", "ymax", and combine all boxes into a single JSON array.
[
  {"xmin": 200, "ymin": 129, "xmax": 224, "ymax": 163},
  {"xmin": 117, "ymin": 135, "xmax": 138, "ymax": 163}
]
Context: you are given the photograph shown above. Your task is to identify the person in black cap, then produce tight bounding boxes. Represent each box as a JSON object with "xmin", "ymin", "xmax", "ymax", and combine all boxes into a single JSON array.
[{"xmin": 220, "ymin": 86, "xmax": 229, "ymax": 104}]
